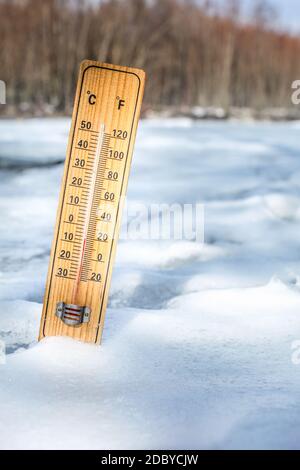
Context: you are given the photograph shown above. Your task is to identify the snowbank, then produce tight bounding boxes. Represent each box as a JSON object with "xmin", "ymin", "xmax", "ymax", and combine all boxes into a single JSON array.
[{"xmin": 0, "ymin": 118, "xmax": 300, "ymax": 449}]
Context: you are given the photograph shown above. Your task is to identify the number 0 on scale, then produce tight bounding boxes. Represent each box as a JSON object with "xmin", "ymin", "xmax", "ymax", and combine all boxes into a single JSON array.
[{"xmin": 39, "ymin": 60, "xmax": 145, "ymax": 344}]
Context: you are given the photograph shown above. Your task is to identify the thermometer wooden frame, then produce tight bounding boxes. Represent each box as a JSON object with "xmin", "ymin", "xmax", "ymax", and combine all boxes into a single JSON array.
[{"xmin": 39, "ymin": 60, "xmax": 145, "ymax": 344}]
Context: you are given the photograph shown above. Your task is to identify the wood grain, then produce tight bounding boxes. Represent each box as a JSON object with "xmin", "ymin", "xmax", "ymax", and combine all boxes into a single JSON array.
[{"xmin": 39, "ymin": 60, "xmax": 145, "ymax": 344}]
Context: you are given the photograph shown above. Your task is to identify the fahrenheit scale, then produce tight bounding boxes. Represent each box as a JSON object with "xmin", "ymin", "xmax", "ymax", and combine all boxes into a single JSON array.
[{"xmin": 39, "ymin": 60, "xmax": 145, "ymax": 344}]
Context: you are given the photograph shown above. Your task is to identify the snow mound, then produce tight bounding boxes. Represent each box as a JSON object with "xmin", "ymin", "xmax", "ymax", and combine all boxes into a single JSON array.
[
  {"xmin": 0, "ymin": 283, "xmax": 300, "ymax": 449},
  {"xmin": 1, "ymin": 118, "xmax": 300, "ymax": 449},
  {"xmin": 263, "ymin": 194, "xmax": 300, "ymax": 221},
  {"xmin": 0, "ymin": 300, "xmax": 40, "ymax": 353}
]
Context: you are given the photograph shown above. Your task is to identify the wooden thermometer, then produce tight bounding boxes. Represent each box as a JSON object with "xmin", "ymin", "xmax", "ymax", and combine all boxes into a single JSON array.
[{"xmin": 39, "ymin": 60, "xmax": 145, "ymax": 344}]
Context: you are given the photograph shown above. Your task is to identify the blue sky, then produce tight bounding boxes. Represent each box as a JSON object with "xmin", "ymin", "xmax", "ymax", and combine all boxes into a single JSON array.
[{"xmin": 242, "ymin": 0, "xmax": 300, "ymax": 32}]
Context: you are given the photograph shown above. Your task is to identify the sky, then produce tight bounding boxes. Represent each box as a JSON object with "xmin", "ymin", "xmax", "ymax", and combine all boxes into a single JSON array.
[{"xmin": 242, "ymin": 0, "xmax": 300, "ymax": 32}]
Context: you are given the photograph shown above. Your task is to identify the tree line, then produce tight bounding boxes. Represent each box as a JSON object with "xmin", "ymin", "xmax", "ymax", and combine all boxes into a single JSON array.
[{"xmin": 0, "ymin": 0, "xmax": 299, "ymax": 114}]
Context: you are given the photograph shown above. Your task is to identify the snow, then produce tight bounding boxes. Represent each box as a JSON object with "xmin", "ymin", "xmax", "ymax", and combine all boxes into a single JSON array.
[{"xmin": 0, "ymin": 117, "xmax": 300, "ymax": 449}]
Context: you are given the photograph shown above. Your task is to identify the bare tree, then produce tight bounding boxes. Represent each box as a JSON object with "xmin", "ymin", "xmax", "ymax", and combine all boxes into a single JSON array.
[{"xmin": 0, "ymin": 0, "xmax": 299, "ymax": 114}]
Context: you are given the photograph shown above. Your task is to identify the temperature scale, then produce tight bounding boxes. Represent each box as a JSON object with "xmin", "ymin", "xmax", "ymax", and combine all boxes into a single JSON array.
[{"xmin": 39, "ymin": 60, "xmax": 145, "ymax": 344}]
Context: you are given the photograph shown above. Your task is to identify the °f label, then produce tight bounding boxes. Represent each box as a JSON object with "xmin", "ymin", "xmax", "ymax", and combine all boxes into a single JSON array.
[{"xmin": 39, "ymin": 60, "xmax": 145, "ymax": 344}]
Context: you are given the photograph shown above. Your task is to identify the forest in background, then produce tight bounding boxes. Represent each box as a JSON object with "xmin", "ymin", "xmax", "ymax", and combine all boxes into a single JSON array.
[{"xmin": 0, "ymin": 0, "xmax": 300, "ymax": 115}]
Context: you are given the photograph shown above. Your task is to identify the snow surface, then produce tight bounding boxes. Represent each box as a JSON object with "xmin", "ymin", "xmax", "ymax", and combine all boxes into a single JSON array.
[{"xmin": 0, "ymin": 117, "xmax": 300, "ymax": 449}]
